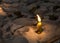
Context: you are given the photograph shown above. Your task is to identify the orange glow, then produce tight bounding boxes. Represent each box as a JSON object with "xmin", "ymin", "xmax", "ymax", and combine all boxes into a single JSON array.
[
  {"xmin": 0, "ymin": 7, "xmax": 6, "ymax": 16},
  {"xmin": 0, "ymin": 7, "xmax": 3, "ymax": 12},
  {"xmin": 0, "ymin": 7, "xmax": 2, "ymax": 9},
  {"xmin": 36, "ymin": 14, "xmax": 42, "ymax": 28}
]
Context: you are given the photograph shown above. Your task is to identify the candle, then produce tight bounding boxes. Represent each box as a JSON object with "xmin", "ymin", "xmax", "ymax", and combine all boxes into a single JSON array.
[
  {"xmin": 37, "ymin": 14, "xmax": 42, "ymax": 29},
  {"xmin": 35, "ymin": 14, "xmax": 43, "ymax": 34}
]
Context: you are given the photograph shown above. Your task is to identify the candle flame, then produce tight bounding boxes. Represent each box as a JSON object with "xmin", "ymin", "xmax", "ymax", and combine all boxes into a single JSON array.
[{"xmin": 37, "ymin": 14, "xmax": 41, "ymax": 22}]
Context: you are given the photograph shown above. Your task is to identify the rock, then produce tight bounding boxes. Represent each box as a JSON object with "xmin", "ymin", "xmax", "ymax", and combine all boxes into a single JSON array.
[{"xmin": 13, "ymin": 36, "xmax": 28, "ymax": 43}]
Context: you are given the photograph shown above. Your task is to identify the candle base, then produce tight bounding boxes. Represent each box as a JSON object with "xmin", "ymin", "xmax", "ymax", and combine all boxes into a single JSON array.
[{"xmin": 35, "ymin": 27, "xmax": 43, "ymax": 34}]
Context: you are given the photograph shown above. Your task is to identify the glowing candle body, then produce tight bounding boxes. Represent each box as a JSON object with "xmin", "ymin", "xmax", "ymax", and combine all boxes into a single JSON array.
[{"xmin": 37, "ymin": 22, "xmax": 41, "ymax": 29}]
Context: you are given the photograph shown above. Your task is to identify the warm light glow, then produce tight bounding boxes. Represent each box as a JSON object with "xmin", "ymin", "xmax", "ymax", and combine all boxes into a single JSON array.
[
  {"xmin": 0, "ymin": 7, "xmax": 3, "ymax": 12},
  {"xmin": 36, "ymin": 14, "xmax": 42, "ymax": 28},
  {"xmin": 0, "ymin": 7, "xmax": 6, "ymax": 16},
  {"xmin": 0, "ymin": 7, "xmax": 2, "ymax": 9}
]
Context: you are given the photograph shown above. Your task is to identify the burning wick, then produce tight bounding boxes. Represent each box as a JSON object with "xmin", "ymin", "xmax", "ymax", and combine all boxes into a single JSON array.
[{"xmin": 35, "ymin": 14, "xmax": 43, "ymax": 34}]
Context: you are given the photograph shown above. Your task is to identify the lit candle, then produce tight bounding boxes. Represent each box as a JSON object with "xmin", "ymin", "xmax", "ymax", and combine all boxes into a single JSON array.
[
  {"xmin": 37, "ymin": 14, "xmax": 42, "ymax": 29},
  {"xmin": 35, "ymin": 14, "xmax": 43, "ymax": 34}
]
